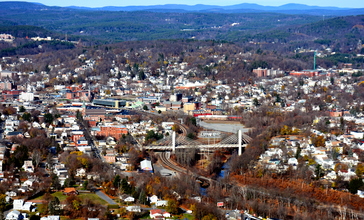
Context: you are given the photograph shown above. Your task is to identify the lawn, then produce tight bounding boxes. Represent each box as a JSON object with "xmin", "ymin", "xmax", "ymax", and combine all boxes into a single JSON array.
[
  {"xmin": 33, "ymin": 191, "xmax": 67, "ymax": 201},
  {"xmin": 78, "ymin": 193, "xmax": 109, "ymax": 205},
  {"xmin": 179, "ymin": 213, "xmax": 194, "ymax": 220},
  {"xmin": 33, "ymin": 191, "xmax": 108, "ymax": 205},
  {"xmin": 51, "ymin": 191, "xmax": 67, "ymax": 201}
]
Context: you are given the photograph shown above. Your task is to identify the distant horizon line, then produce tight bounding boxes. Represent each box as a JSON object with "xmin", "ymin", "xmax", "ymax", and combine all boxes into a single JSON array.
[{"xmin": 25, "ymin": 2, "xmax": 361, "ymax": 9}]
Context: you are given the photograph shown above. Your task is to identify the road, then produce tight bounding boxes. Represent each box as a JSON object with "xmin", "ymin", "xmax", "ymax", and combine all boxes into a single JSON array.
[
  {"xmin": 95, "ymin": 190, "xmax": 117, "ymax": 205},
  {"xmin": 78, "ymin": 119, "xmax": 104, "ymax": 161}
]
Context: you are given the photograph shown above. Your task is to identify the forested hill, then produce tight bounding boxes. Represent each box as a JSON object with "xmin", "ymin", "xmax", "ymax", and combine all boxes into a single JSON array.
[
  {"xmin": 0, "ymin": 1, "xmax": 363, "ymax": 54},
  {"xmin": 0, "ymin": 1, "xmax": 323, "ymax": 43},
  {"xmin": 67, "ymin": 3, "xmax": 364, "ymax": 16},
  {"xmin": 248, "ymin": 15, "xmax": 364, "ymax": 46}
]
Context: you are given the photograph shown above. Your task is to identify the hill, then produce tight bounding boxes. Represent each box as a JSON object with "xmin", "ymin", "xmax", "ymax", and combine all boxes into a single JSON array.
[
  {"xmin": 0, "ymin": 1, "xmax": 362, "ymax": 56},
  {"xmin": 66, "ymin": 3, "xmax": 364, "ymax": 16},
  {"xmin": 0, "ymin": 2, "xmax": 323, "ymax": 43},
  {"xmin": 248, "ymin": 15, "xmax": 364, "ymax": 46}
]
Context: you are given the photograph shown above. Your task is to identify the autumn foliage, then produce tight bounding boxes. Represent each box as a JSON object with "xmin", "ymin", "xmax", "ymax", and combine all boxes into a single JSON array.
[{"xmin": 233, "ymin": 173, "xmax": 364, "ymax": 217}]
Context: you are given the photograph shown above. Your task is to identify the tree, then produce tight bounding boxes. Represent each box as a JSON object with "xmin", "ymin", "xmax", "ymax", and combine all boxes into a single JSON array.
[
  {"xmin": 76, "ymin": 110, "xmax": 83, "ymax": 120},
  {"xmin": 189, "ymin": 117, "xmax": 197, "ymax": 126},
  {"xmin": 19, "ymin": 106, "xmax": 26, "ymax": 112},
  {"xmin": 44, "ymin": 113, "xmax": 54, "ymax": 124},
  {"xmin": 348, "ymin": 178, "xmax": 364, "ymax": 194},
  {"xmin": 32, "ymin": 149, "xmax": 42, "ymax": 169},
  {"xmin": 171, "ymin": 124, "xmax": 181, "ymax": 133},
  {"xmin": 10, "ymin": 145, "xmax": 29, "ymax": 168},
  {"xmin": 3, "ymin": 106, "xmax": 16, "ymax": 115},
  {"xmin": 0, "ymin": 194, "xmax": 6, "ymax": 217},
  {"xmin": 145, "ymin": 130, "xmax": 163, "ymax": 143},
  {"xmin": 138, "ymin": 189, "xmax": 148, "ymax": 204},
  {"xmin": 166, "ymin": 199, "xmax": 179, "ymax": 214},
  {"xmin": 22, "ymin": 112, "xmax": 31, "ymax": 122},
  {"xmin": 48, "ymin": 197, "xmax": 60, "ymax": 215},
  {"xmin": 311, "ymin": 135, "xmax": 325, "ymax": 147},
  {"xmin": 113, "ymin": 175, "xmax": 121, "ymax": 188},
  {"xmin": 138, "ymin": 70, "xmax": 146, "ymax": 80},
  {"xmin": 355, "ymin": 163, "xmax": 364, "ymax": 177},
  {"xmin": 253, "ymin": 98, "xmax": 259, "ymax": 106},
  {"xmin": 143, "ymin": 105, "xmax": 149, "ymax": 110}
]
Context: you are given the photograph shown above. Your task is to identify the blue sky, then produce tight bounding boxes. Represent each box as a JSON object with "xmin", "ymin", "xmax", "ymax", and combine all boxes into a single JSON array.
[{"xmin": 6, "ymin": 0, "xmax": 364, "ymax": 8}]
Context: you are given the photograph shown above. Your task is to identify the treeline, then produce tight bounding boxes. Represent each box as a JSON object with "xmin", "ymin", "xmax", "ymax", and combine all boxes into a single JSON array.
[
  {"xmin": 0, "ymin": 39, "xmax": 75, "ymax": 57},
  {"xmin": 232, "ymin": 174, "xmax": 364, "ymax": 219},
  {"xmin": 0, "ymin": 25, "xmax": 56, "ymax": 38},
  {"xmin": 0, "ymin": 3, "xmax": 322, "ymax": 43}
]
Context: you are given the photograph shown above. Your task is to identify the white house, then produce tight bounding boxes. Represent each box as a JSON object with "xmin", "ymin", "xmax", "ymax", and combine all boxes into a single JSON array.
[
  {"xmin": 126, "ymin": 206, "xmax": 141, "ymax": 212},
  {"xmin": 357, "ymin": 190, "xmax": 364, "ymax": 198},
  {"xmin": 155, "ymin": 200, "xmax": 168, "ymax": 207},
  {"xmin": 150, "ymin": 209, "xmax": 171, "ymax": 219},
  {"xmin": 5, "ymin": 210, "xmax": 24, "ymax": 220},
  {"xmin": 140, "ymin": 159, "xmax": 153, "ymax": 172},
  {"xmin": 13, "ymin": 199, "xmax": 35, "ymax": 212},
  {"xmin": 22, "ymin": 160, "xmax": 34, "ymax": 173},
  {"xmin": 149, "ymin": 195, "xmax": 159, "ymax": 204},
  {"xmin": 120, "ymin": 194, "xmax": 135, "ymax": 203},
  {"xmin": 40, "ymin": 216, "xmax": 60, "ymax": 220}
]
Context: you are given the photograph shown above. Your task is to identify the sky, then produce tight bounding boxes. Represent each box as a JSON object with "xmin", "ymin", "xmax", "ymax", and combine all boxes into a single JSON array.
[{"xmin": 4, "ymin": 0, "xmax": 364, "ymax": 8}]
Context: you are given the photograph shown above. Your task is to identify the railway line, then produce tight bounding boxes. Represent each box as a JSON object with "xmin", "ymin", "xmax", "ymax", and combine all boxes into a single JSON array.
[
  {"xmin": 158, "ymin": 151, "xmax": 213, "ymax": 186},
  {"xmin": 158, "ymin": 151, "xmax": 187, "ymax": 174}
]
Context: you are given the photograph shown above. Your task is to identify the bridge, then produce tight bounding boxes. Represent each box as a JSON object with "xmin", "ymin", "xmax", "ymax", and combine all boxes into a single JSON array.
[{"xmin": 144, "ymin": 130, "xmax": 251, "ymax": 156}]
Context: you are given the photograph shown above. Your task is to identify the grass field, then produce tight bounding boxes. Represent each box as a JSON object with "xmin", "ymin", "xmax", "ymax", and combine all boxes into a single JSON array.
[
  {"xmin": 33, "ymin": 191, "xmax": 108, "ymax": 205},
  {"xmin": 78, "ymin": 193, "xmax": 108, "ymax": 205}
]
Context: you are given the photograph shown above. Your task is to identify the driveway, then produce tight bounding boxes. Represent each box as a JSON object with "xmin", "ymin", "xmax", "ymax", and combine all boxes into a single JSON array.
[{"xmin": 95, "ymin": 190, "xmax": 117, "ymax": 205}]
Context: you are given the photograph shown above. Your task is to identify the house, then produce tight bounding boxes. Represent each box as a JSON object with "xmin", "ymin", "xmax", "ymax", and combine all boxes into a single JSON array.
[
  {"xmin": 126, "ymin": 206, "xmax": 141, "ymax": 212},
  {"xmin": 22, "ymin": 160, "xmax": 34, "ymax": 173},
  {"xmin": 119, "ymin": 195, "xmax": 135, "ymax": 203},
  {"xmin": 13, "ymin": 199, "xmax": 35, "ymax": 212},
  {"xmin": 140, "ymin": 159, "xmax": 153, "ymax": 172},
  {"xmin": 150, "ymin": 209, "xmax": 171, "ymax": 219},
  {"xmin": 40, "ymin": 216, "xmax": 60, "ymax": 220},
  {"xmin": 5, "ymin": 191, "xmax": 17, "ymax": 198},
  {"xmin": 62, "ymin": 187, "xmax": 78, "ymax": 195},
  {"xmin": 149, "ymin": 195, "xmax": 159, "ymax": 204},
  {"xmin": 22, "ymin": 179, "xmax": 35, "ymax": 188},
  {"xmin": 155, "ymin": 200, "xmax": 168, "ymax": 207},
  {"xmin": 76, "ymin": 168, "xmax": 86, "ymax": 177},
  {"xmin": 5, "ymin": 210, "xmax": 24, "ymax": 220},
  {"xmin": 358, "ymin": 190, "xmax": 364, "ymax": 198}
]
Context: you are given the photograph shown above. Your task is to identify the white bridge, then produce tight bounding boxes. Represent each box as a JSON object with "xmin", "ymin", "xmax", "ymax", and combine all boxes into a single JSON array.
[{"xmin": 144, "ymin": 130, "xmax": 251, "ymax": 156}]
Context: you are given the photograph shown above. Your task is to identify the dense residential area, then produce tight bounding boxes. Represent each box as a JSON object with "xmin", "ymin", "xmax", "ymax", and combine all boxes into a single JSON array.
[
  {"xmin": 0, "ymin": 35, "xmax": 363, "ymax": 219},
  {"xmin": 0, "ymin": 2, "xmax": 364, "ymax": 220}
]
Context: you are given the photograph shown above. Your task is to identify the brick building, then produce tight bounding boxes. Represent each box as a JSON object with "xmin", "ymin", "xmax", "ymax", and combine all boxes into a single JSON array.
[{"xmin": 97, "ymin": 125, "xmax": 128, "ymax": 140}]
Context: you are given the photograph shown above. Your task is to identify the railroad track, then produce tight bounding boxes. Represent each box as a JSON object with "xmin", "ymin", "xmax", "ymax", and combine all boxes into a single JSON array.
[
  {"xmin": 159, "ymin": 152, "xmax": 187, "ymax": 174},
  {"xmin": 158, "ymin": 152, "xmax": 213, "ymax": 184}
]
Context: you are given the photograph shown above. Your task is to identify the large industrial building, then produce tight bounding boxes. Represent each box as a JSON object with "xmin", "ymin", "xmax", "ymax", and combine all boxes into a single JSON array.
[{"xmin": 92, "ymin": 99, "xmax": 126, "ymax": 108}]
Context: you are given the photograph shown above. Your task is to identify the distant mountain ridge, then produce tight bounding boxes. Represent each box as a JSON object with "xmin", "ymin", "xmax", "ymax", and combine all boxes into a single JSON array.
[
  {"xmin": 68, "ymin": 3, "xmax": 351, "ymax": 11},
  {"xmin": 0, "ymin": 1, "xmax": 363, "ymax": 45},
  {"xmin": 0, "ymin": 1, "xmax": 360, "ymax": 16},
  {"xmin": 65, "ymin": 3, "xmax": 364, "ymax": 16}
]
